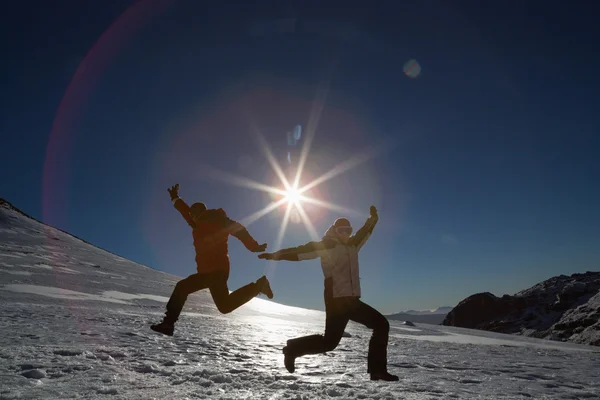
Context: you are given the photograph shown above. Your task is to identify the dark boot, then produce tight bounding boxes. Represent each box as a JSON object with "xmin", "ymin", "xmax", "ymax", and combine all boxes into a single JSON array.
[
  {"xmin": 150, "ymin": 320, "xmax": 174, "ymax": 336},
  {"xmin": 370, "ymin": 371, "xmax": 399, "ymax": 381},
  {"xmin": 282, "ymin": 346, "xmax": 296, "ymax": 373},
  {"xmin": 256, "ymin": 275, "xmax": 274, "ymax": 299}
]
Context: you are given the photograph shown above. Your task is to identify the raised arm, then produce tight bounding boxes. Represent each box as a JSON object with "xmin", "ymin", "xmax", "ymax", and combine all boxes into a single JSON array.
[
  {"xmin": 224, "ymin": 218, "xmax": 267, "ymax": 253},
  {"xmin": 350, "ymin": 205, "xmax": 379, "ymax": 251},
  {"xmin": 258, "ymin": 239, "xmax": 335, "ymax": 261},
  {"xmin": 168, "ymin": 184, "xmax": 196, "ymax": 229}
]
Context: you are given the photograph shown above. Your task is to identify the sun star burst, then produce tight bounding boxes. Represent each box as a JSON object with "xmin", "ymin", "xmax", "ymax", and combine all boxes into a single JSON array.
[
  {"xmin": 200, "ymin": 96, "xmax": 389, "ymax": 251},
  {"xmin": 284, "ymin": 185, "xmax": 301, "ymax": 206},
  {"xmin": 201, "ymin": 134, "xmax": 378, "ymax": 248}
]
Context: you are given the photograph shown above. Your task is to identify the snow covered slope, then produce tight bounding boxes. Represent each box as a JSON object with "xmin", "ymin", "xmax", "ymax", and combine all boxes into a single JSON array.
[
  {"xmin": 1, "ymin": 198, "xmax": 599, "ymax": 399},
  {"xmin": 0, "ymin": 198, "xmax": 317, "ymax": 321},
  {"xmin": 443, "ymin": 271, "xmax": 600, "ymax": 346}
]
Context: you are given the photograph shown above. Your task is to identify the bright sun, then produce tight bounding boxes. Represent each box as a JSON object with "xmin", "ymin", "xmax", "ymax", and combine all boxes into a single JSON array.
[
  {"xmin": 202, "ymin": 116, "xmax": 383, "ymax": 249},
  {"xmin": 284, "ymin": 186, "xmax": 301, "ymax": 206}
]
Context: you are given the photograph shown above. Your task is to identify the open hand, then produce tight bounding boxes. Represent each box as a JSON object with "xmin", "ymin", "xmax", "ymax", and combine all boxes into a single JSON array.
[
  {"xmin": 258, "ymin": 252, "xmax": 275, "ymax": 260},
  {"xmin": 168, "ymin": 184, "xmax": 180, "ymax": 200},
  {"xmin": 253, "ymin": 243, "xmax": 268, "ymax": 253}
]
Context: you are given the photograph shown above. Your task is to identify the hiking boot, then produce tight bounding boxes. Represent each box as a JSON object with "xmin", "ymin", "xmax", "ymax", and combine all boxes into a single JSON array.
[
  {"xmin": 370, "ymin": 371, "xmax": 399, "ymax": 381},
  {"xmin": 256, "ymin": 275, "xmax": 274, "ymax": 299},
  {"xmin": 150, "ymin": 321, "xmax": 174, "ymax": 336},
  {"xmin": 283, "ymin": 346, "xmax": 296, "ymax": 373}
]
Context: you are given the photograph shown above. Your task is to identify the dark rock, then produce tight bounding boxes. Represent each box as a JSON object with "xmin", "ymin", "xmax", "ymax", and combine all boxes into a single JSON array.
[
  {"xmin": 442, "ymin": 292, "xmax": 526, "ymax": 329},
  {"xmin": 442, "ymin": 271, "xmax": 600, "ymax": 346}
]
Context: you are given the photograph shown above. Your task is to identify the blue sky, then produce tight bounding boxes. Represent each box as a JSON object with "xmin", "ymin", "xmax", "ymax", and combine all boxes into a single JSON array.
[{"xmin": 2, "ymin": 1, "xmax": 599, "ymax": 313}]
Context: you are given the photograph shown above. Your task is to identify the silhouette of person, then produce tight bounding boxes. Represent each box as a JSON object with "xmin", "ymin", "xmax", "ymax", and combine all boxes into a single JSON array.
[
  {"xmin": 259, "ymin": 206, "xmax": 398, "ymax": 381},
  {"xmin": 151, "ymin": 184, "xmax": 273, "ymax": 336}
]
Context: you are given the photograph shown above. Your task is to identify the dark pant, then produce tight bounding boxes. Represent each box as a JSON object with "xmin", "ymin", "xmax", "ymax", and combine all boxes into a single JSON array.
[
  {"xmin": 164, "ymin": 270, "xmax": 259, "ymax": 323},
  {"xmin": 285, "ymin": 297, "xmax": 390, "ymax": 373}
]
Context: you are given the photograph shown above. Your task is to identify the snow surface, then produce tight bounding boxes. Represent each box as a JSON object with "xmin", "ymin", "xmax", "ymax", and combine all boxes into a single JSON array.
[{"xmin": 1, "ymin": 201, "xmax": 600, "ymax": 399}]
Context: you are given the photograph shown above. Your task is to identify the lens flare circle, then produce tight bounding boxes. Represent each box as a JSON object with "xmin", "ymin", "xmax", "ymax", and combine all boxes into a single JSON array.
[{"xmin": 403, "ymin": 59, "xmax": 421, "ymax": 78}]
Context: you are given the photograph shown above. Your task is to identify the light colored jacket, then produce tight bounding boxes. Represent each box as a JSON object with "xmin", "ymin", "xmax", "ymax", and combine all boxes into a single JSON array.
[{"xmin": 276, "ymin": 214, "xmax": 378, "ymax": 298}]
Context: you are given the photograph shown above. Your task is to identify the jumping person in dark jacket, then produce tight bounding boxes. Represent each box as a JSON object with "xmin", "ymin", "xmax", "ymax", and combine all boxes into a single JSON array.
[
  {"xmin": 151, "ymin": 184, "xmax": 274, "ymax": 336},
  {"xmin": 258, "ymin": 206, "xmax": 398, "ymax": 381}
]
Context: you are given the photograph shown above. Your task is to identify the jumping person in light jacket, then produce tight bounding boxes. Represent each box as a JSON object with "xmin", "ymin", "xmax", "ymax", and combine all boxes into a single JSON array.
[{"xmin": 258, "ymin": 206, "xmax": 398, "ymax": 381}]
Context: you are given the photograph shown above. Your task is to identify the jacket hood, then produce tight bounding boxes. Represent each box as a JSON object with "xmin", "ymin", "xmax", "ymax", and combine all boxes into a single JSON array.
[
  {"xmin": 323, "ymin": 224, "xmax": 339, "ymax": 241},
  {"xmin": 323, "ymin": 221, "xmax": 349, "ymax": 242}
]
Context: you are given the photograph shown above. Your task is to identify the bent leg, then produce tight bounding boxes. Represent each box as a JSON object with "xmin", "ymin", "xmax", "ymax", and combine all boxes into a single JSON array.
[
  {"xmin": 286, "ymin": 311, "xmax": 349, "ymax": 358},
  {"xmin": 349, "ymin": 301, "xmax": 390, "ymax": 373},
  {"xmin": 210, "ymin": 277, "xmax": 260, "ymax": 314},
  {"xmin": 165, "ymin": 273, "xmax": 209, "ymax": 323}
]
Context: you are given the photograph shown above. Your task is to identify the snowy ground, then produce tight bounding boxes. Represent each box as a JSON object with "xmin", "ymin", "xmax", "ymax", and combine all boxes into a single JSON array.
[{"xmin": 1, "ymin": 203, "xmax": 600, "ymax": 399}]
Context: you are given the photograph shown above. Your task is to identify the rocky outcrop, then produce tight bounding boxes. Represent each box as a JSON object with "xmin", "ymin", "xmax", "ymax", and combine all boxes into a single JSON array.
[
  {"xmin": 442, "ymin": 292, "xmax": 527, "ymax": 330},
  {"xmin": 442, "ymin": 271, "xmax": 600, "ymax": 346}
]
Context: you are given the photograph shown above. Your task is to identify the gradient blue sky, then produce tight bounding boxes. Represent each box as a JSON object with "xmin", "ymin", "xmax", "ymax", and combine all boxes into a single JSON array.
[{"xmin": 2, "ymin": 1, "xmax": 599, "ymax": 313}]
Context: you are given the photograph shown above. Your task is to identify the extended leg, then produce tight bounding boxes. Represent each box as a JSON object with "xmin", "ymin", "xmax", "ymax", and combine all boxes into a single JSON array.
[
  {"xmin": 349, "ymin": 301, "xmax": 397, "ymax": 381},
  {"xmin": 165, "ymin": 273, "xmax": 209, "ymax": 323},
  {"xmin": 151, "ymin": 273, "xmax": 209, "ymax": 336},
  {"xmin": 283, "ymin": 310, "xmax": 349, "ymax": 373}
]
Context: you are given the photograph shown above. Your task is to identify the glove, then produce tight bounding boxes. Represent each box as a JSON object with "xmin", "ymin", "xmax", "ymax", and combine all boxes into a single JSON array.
[
  {"xmin": 370, "ymin": 205, "xmax": 378, "ymax": 218},
  {"xmin": 168, "ymin": 184, "xmax": 179, "ymax": 201},
  {"xmin": 258, "ymin": 252, "xmax": 275, "ymax": 260},
  {"xmin": 253, "ymin": 243, "xmax": 268, "ymax": 253}
]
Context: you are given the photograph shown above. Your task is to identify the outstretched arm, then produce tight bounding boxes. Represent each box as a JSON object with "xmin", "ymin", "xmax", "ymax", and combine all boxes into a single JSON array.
[
  {"xmin": 258, "ymin": 240, "xmax": 335, "ymax": 261},
  {"xmin": 225, "ymin": 219, "xmax": 267, "ymax": 253},
  {"xmin": 350, "ymin": 205, "xmax": 379, "ymax": 251},
  {"xmin": 168, "ymin": 184, "xmax": 195, "ymax": 229}
]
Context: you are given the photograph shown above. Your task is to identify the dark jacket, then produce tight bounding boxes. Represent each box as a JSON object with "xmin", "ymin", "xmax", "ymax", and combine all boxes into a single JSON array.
[{"xmin": 173, "ymin": 198, "xmax": 260, "ymax": 273}]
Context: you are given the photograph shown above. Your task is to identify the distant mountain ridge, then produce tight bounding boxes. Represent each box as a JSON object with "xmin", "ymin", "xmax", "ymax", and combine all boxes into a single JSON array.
[
  {"xmin": 402, "ymin": 306, "xmax": 453, "ymax": 315},
  {"xmin": 385, "ymin": 306, "xmax": 453, "ymax": 325},
  {"xmin": 386, "ymin": 312, "xmax": 447, "ymax": 325},
  {"xmin": 442, "ymin": 271, "xmax": 600, "ymax": 346}
]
